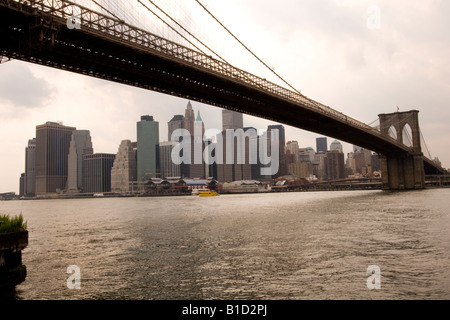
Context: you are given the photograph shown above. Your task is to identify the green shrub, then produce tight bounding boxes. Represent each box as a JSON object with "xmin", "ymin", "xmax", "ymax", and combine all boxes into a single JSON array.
[{"xmin": 0, "ymin": 213, "xmax": 27, "ymax": 233}]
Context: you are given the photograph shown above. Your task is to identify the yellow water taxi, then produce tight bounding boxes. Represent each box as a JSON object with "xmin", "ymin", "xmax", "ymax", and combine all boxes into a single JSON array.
[{"xmin": 198, "ymin": 190, "xmax": 220, "ymax": 197}]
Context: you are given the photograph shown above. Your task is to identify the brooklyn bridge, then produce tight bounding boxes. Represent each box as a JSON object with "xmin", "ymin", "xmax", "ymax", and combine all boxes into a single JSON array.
[{"xmin": 0, "ymin": 0, "xmax": 446, "ymax": 190}]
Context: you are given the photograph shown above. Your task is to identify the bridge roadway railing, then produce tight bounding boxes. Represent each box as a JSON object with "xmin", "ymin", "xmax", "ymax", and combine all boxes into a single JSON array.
[{"xmin": 2, "ymin": 0, "xmax": 415, "ymax": 153}]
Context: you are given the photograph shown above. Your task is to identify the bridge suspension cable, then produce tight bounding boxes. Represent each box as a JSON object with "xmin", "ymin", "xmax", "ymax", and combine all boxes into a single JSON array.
[
  {"xmin": 137, "ymin": 0, "xmax": 208, "ymax": 55},
  {"xmin": 141, "ymin": 0, "xmax": 227, "ymax": 64},
  {"xmin": 136, "ymin": 0, "xmax": 267, "ymax": 89},
  {"xmin": 420, "ymin": 129, "xmax": 433, "ymax": 160},
  {"xmin": 91, "ymin": 0, "xmax": 121, "ymax": 20},
  {"xmin": 193, "ymin": 0, "xmax": 303, "ymax": 95}
]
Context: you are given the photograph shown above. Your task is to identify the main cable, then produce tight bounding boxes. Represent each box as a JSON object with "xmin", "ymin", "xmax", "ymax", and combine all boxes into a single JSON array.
[
  {"xmin": 91, "ymin": 0, "xmax": 122, "ymax": 20},
  {"xmin": 137, "ymin": 0, "xmax": 208, "ymax": 55},
  {"xmin": 145, "ymin": 0, "xmax": 228, "ymax": 64},
  {"xmin": 194, "ymin": 0, "xmax": 302, "ymax": 95}
]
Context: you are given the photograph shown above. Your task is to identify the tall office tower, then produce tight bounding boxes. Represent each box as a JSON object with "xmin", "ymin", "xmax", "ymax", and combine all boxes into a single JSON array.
[
  {"xmin": 316, "ymin": 137, "xmax": 328, "ymax": 154},
  {"xmin": 371, "ymin": 154, "xmax": 380, "ymax": 171},
  {"xmin": 267, "ymin": 124, "xmax": 287, "ymax": 177},
  {"xmin": 324, "ymin": 150, "xmax": 345, "ymax": 180},
  {"xmin": 203, "ymin": 138, "xmax": 214, "ymax": 178},
  {"xmin": 216, "ymin": 128, "xmax": 254, "ymax": 182},
  {"xmin": 299, "ymin": 147, "xmax": 315, "ymax": 163},
  {"xmin": 244, "ymin": 127, "xmax": 262, "ymax": 181},
  {"xmin": 233, "ymin": 127, "xmax": 252, "ymax": 181},
  {"xmin": 222, "ymin": 109, "xmax": 243, "ymax": 132},
  {"xmin": 286, "ymin": 140, "xmax": 300, "ymax": 164},
  {"xmin": 111, "ymin": 140, "xmax": 137, "ymax": 192},
  {"xmin": 159, "ymin": 141, "xmax": 180, "ymax": 178},
  {"xmin": 137, "ymin": 115, "xmax": 160, "ymax": 181},
  {"xmin": 330, "ymin": 140, "xmax": 343, "ymax": 153},
  {"xmin": 24, "ymin": 138, "xmax": 36, "ymax": 197},
  {"xmin": 188, "ymin": 111, "xmax": 206, "ymax": 178},
  {"xmin": 67, "ymin": 130, "xmax": 93, "ymax": 193},
  {"xmin": 35, "ymin": 121, "xmax": 76, "ymax": 195},
  {"xmin": 351, "ymin": 148, "xmax": 373, "ymax": 174},
  {"xmin": 312, "ymin": 152, "xmax": 327, "ymax": 179},
  {"xmin": 184, "ymin": 101, "xmax": 195, "ymax": 136},
  {"xmin": 215, "ymin": 131, "xmax": 233, "ymax": 182},
  {"xmin": 19, "ymin": 173, "xmax": 25, "ymax": 197},
  {"xmin": 216, "ymin": 109, "xmax": 250, "ymax": 182},
  {"xmin": 168, "ymin": 114, "xmax": 184, "ymax": 141},
  {"xmin": 82, "ymin": 153, "xmax": 116, "ymax": 193}
]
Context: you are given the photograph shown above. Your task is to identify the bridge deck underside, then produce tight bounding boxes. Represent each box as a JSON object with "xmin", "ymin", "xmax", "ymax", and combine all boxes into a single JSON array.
[{"xmin": 0, "ymin": 4, "xmax": 445, "ymax": 175}]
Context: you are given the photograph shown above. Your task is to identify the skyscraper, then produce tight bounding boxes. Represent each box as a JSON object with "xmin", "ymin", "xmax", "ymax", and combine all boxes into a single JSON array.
[
  {"xmin": 24, "ymin": 138, "xmax": 36, "ymax": 197},
  {"xmin": 216, "ymin": 109, "xmax": 252, "ymax": 182},
  {"xmin": 189, "ymin": 110, "xmax": 206, "ymax": 178},
  {"xmin": 137, "ymin": 115, "xmax": 159, "ymax": 181},
  {"xmin": 286, "ymin": 140, "xmax": 300, "ymax": 164},
  {"xmin": 324, "ymin": 150, "xmax": 345, "ymax": 180},
  {"xmin": 19, "ymin": 173, "xmax": 25, "ymax": 198},
  {"xmin": 222, "ymin": 109, "xmax": 243, "ymax": 132},
  {"xmin": 82, "ymin": 153, "xmax": 116, "ymax": 193},
  {"xmin": 168, "ymin": 114, "xmax": 184, "ymax": 141},
  {"xmin": 111, "ymin": 140, "xmax": 137, "ymax": 192},
  {"xmin": 184, "ymin": 101, "xmax": 195, "ymax": 136},
  {"xmin": 35, "ymin": 121, "xmax": 76, "ymax": 195},
  {"xmin": 244, "ymin": 127, "xmax": 261, "ymax": 181},
  {"xmin": 316, "ymin": 137, "xmax": 328, "ymax": 154},
  {"xmin": 159, "ymin": 141, "xmax": 180, "ymax": 178},
  {"xmin": 330, "ymin": 140, "xmax": 343, "ymax": 153},
  {"xmin": 267, "ymin": 124, "xmax": 287, "ymax": 177},
  {"xmin": 67, "ymin": 130, "xmax": 93, "ymax": 193}
]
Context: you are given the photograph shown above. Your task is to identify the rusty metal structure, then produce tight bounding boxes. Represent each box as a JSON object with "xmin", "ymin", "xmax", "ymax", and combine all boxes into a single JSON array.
[{"xmin": 0, "ymin": 0, "xmax": 446, "ymax": 188}]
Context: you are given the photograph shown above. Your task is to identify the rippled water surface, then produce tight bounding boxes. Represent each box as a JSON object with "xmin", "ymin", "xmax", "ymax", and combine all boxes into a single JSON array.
[{"xmin": 2, "ymin": 189, "xmax": 450, "ymax": 300}]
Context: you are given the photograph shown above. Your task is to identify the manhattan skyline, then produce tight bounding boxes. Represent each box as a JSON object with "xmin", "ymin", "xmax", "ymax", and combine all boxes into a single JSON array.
[{"xmin": 1, "ymin": 0, "xmax": 449, "ymax": 193}]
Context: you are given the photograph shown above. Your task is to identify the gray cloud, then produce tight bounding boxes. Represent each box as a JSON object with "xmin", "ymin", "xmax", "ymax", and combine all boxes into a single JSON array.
[{"xmin": 0, "ymin": 61, "xmax": 54, "ymax": 108}]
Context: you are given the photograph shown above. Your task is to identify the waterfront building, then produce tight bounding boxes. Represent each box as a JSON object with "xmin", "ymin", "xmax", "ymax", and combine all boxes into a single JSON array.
[
  {"xmin": 35, "ymin": 121, "xmax": 76, "ymax": 195},
  {"xmin": 111, "ymin": 140, "xmax": 137, "ymax": 193},
  {"xmin": 137, "ymin": 115, "xmax": 160, "ymax": 181},
  {"xmin": 24, "ymin": 138, "xmax": 36, "ymax": 197},
  {"xmin": 67, "ymin": 130, "xmax": 93, "ymax": 193},
  {"xmin": 82, "ymin": 153, "xmax": 116, "ymax": 193}
]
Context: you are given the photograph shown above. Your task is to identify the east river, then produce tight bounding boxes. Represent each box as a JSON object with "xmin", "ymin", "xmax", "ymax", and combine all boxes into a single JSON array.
[{"xmin": 1, "ymin": 189, "xmax": 450, "ymax": 300}]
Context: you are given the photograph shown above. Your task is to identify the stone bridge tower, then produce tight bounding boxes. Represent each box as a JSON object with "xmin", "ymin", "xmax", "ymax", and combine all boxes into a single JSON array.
[{"xmin": 378, "ymin": 110, "xmax": 425, "ymax": 190}]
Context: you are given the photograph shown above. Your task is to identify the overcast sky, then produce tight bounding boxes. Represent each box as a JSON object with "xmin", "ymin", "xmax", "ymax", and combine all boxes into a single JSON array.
[{"xmin": 1, "ymin": 0, "xmax": 449, "ymax": 193}]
